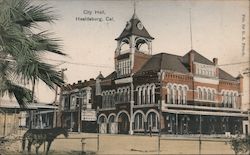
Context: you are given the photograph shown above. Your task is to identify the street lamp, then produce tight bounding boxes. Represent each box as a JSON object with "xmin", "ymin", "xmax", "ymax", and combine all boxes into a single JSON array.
[{"xmin": 76, "ymin": 91, "xmax": 85, "ymax": 133}]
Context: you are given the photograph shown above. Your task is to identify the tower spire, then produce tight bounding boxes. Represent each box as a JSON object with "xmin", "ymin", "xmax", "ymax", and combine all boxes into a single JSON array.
[
  {"xmin": 132, "ymin": 0, "xmax": 138, "ymax": 19},
  {"xmin": 189, "ymin": 8, "xmax": 193, "ymax": 50},
  {"xmin": 133, "ymin": 0, "xmax": 136, "ymax": 15}
]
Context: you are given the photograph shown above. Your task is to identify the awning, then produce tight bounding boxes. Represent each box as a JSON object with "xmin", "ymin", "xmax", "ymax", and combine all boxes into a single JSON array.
[{"xmin": 163, "ymin": 109, "xmax": 247, "ymax": 117}]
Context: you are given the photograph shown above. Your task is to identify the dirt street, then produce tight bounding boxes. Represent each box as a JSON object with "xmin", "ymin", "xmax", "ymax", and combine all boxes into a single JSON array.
[{"xmin": 1, "ymin": 132, "xmax": 235, "ymax": 155}]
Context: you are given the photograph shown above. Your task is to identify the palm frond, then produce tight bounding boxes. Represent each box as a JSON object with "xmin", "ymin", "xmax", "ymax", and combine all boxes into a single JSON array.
[
  {"xmin": 1, "ymin": 0, "xmax": 57, "ymax": 28},
  {"xmin": 29, "ymin": 31, "xmax": 65, "ymax": 55},
  {"xmin": 16, "ymin": 57, "xmax": 64, "ymax": 89},
  {"xmin": 0, "ymin": 0, "xmax": 66, "ymax": 107},
  {"xmin": 0, "ymin": 79, "xmax": 32, "ymax": 108}
]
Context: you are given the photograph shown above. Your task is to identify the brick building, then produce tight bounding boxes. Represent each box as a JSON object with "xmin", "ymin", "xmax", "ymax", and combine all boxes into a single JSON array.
[
  {"xmin": 96, "ymin": 13, "xmax": 248, "ymax": 135},
  {"xmin": 61, "ymin": 79, "xmax": 99, "ymax": 132},
  {"xmin": 60, "ymin": 13, "xmax": 248, "ymax": 135}
]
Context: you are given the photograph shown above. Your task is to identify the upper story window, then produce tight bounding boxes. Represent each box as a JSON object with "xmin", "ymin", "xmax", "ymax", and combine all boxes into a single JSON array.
[
  {"xmin": 70, "ymin": 95, "xmax": 77, "ymax": 110},
  {"xmin": 221, "ymin": 90, "xmax": 238, "ymax": 108},
  {"xmin": 102, "ymin": 91, "xmax": 115, "ymax": 109},
  {"xmin": 135, "ymin": 84, "xmax": 155, "ymax": 105},
  {"xmin": 195, "ymin": 62, "xmax": 217, "ymax": 78},
  {"xmin": 101, "ymin": 87, "xmax": 130, "ymax": 109},
  {"xmin": 197, "ymin": 87, "xmax": 216, "ymax": 102},
  {"xmin": 166, "ymin": 83, "xmax": 188, "ymax": 105},
  {"xmin": 63, "ymin": 96, "xmax": 70, "ymax": 110},
  {"xmin": 117, "ymin": 59, "xmax": 131, "ymax": 76}
]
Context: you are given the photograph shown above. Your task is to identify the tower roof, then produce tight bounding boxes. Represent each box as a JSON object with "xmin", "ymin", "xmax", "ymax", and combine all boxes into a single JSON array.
[
  {"xmin": 96, "ymin": 71, "xmax": 104, "ymax": 79},
  {"xmin": 115, "ymin": 13, "xmax": 154, "ymax": 40}
]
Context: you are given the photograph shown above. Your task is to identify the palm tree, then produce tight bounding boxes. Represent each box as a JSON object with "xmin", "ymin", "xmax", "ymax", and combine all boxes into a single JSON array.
[{"xmin": 0, "ymin": 0, "xmax": 66, "ymax": 107}]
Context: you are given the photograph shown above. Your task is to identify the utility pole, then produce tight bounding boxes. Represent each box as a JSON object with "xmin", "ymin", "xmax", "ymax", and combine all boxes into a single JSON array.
[
  {"xmin": 199, "ymin": 114, "xmax": 202, "ymax": 155},
  {"xmin": 56, "ymin": 68, "xmax": 67, "ymax": 127},
  {"xmin": 77, "ymin": 92, "xmax": 84, "ymax": 133},
  {"xmin": 158, "ymin": 70, "xmax": 164, "ymax": 155},
  {"xmin": 129, "ymin": 75, "xmax": 134, "ymax": 135},
  {"xmin": 29, "ymin": 77, "xmax": 36, "ymax": 129}
]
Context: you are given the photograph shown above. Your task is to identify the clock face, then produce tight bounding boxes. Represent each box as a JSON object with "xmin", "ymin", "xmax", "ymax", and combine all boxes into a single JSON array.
[
  {"xmin": 137, "ymin": 22, "xmax": 144, "ymax": 30},
  {"xmin": 126, "ymin": 21, "xmax": 131, "ymax": 30}
]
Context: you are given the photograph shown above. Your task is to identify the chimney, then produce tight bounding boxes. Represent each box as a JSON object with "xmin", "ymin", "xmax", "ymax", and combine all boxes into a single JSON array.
[
  {"xmin": 189, "ymin": 51, "xmax": 195, "ymax": 73},
  {"xmin": 237, "ymin": 74, "xmax": 243, "ymax": 93},
  {"xmin": 213, "ymin": 58, "xmax": 218, "ymax": 66}
]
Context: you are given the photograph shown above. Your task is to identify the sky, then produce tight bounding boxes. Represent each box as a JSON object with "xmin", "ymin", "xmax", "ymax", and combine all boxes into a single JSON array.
[{"xmin": 20, "ymin": 0, "xmax": 249, "ymax": 110}]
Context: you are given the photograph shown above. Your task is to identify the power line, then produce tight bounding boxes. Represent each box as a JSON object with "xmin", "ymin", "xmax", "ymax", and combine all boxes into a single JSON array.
[
  {"xmin": 0, "ymin": 57, "xmax": 114, "ymax": 69},
  {"xmin": 218, "ymin": 61, "xmax": 249, "ymax": 67},
  {"xmin": 0, "ymin": 57, "xmax": 249, "ymax": 68},
  {"xmin": 44, "ymin": 58, "xmax": 114, "ymax": 69}
]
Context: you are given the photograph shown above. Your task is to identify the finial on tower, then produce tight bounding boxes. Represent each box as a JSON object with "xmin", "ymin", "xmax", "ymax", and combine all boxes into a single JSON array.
[
  {"xmin": 189, "ymin": 8, "xmax": 193, "ymax": 50},
  {"xmin": 132, "ymin": 0, "xmax": 138, "ymax": 19},
  {"xmin": 134, "ymin": 0, "xmax": 136, "ymax": 14}
]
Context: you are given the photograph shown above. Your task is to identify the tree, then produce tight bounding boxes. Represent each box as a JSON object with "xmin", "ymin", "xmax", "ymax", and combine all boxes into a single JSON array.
[
  {"xmin": 0, "ymin": 0, "xmax": 66, "ymax": 107},
  {"xmin": 242, "ymin": 135, "xmax": 250, "ymax": 155},
  {"xmin": 229, "ymin": 135, "xmax": 250, "ymax": 155}
]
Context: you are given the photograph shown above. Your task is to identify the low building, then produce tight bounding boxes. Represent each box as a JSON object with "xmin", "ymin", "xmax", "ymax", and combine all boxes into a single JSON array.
[
  {"xmin": 0, "ymin": 102, "xmax": 20, "ymax": 137},
  {"xmin": 61, "ymin": 79, "xmax": 98, "ymax": 132},
  {"xmin": 27, "ymin": 103, "xmax": 58, "ymax": 129}
]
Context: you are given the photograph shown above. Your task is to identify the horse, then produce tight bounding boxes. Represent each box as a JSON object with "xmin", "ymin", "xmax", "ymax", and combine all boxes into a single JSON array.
[{"xmin": 22, "ymin": 127, "xmax": 69, "ymax": 155}]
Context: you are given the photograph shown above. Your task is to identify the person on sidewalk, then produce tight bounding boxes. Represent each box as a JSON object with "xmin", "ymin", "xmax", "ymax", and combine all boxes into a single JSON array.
[{"xmin": 149, "ymin": 126, "xmax": 152, "ymax": 137}]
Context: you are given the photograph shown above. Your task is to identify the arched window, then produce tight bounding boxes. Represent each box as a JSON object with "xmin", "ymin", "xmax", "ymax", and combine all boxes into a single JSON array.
[
  {"xmin": 127, "ymin": 88, "xmax": 130, "ymax": 102},
  {"xmin": 147, "ymin": 112, "xmax": 158, "ymax": 130},
  {"xmin": 148, "ymin": 87, "xmax": 152, "ymax": 104},
  {"xmin": 151, "ymin": 85, "xmax": 155, "ymax": 103},
  {"xmin": 223, "ymin": 92, "xmax": 227, "ymax": 107},
  {"xmin": 111, "ymin": 92, "xmax": 115, "ymax": 107},
  {"xmin": 183, "ymin": 87, "xmax": 187, "ymax": 104},
  {"xmin": 224, "ymin": 93, "xmax": 228, "ymax": 107},
  {"xmin": 233, "ymin": 93, "xmax": 237, "ymax": 108},
  {"xmin": 173, "ymin": 86, "xmax": 177, "ymax": 104},
  {"xmin": 178, "ymin": 86, "xmax": 182, "ymax": 104},
  {"xmin": 134, "ymin": 113, "xmax": 144, "ymax": 130},
  {"xmin": 212, "ymin": 90, "xmax": 215, "ymax": 101},
  {"xmin": 138, "ymin": 87, "xmax": 142, "ymax": 105},
  {"xmin": 228, "ymin": 92, "xmax": 233, "ymax": 108},
  {"xmin": 103, "ymin": 94, "xmax": 106, "ymax": 108},
  {"xmin": 147, "ymin": 86, "xmax": 151, "ymax": 104},
  {"xmin": 109, "ymin": 115, "xmax": 115, "ymax": 123},
  {"xmin": 142, "ymin": 87, "xmax": 145, "ymax": 104},
  {"xmin": 208, "ymin": 89, "xmax": 211, "ymax": 100},
  {"xmin": 204, "ymin": 89, "xmax": 207, "ymax": 100},
  {"xmin": 124, "ymin": 89, "xmax": 127, "ymax": 103},
  {"xmin": 107, "ymin": 93, "xmax": 109, "ymax": 108},
  {"xmin": 108, "ymin": 93, "xmax": 111, "ymax": 108},
  {"xmin": 167, "ymin": 86, "xmax": 171, "ymax": 104},
  {"xmin": 180, "ymin": 89, "xmax": 184, "ymax": 104},
  {"xmin": 198, "ymin": 88, "xmax": 202, "ymax": 100},
  {"xmin": 117, "ymin": 90, "xmax": 120, "ymax": 103},
  {"xmin": 102, "ymin": 93, "xmax": 105, "ymax": 108},
  {"xmin": 99, "ymin": 116, "xmax": 106, "ymax": 123},
  {"xmin": 145, "ymin": 86, "xmax": 148, "ymax": 104}
]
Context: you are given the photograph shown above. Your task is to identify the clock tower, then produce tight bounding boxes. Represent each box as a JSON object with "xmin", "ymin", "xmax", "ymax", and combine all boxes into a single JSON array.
[{"xmin": 115, "ymin": 13, "xmax": 154, "ymax": 78}]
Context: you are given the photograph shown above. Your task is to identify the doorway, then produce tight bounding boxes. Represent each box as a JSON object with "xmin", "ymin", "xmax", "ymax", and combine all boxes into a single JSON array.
[{"xmin": 118, "ymin": 112, "xmax": 129, "ymax": 134}]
